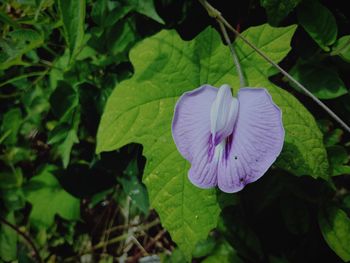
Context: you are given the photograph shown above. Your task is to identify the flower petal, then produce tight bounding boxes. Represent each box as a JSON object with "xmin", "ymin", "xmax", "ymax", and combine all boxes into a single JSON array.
[
  {"xmin": 218, "ymin": 88, "xmax": 285, "ymax": 193},
  {"xmin": 172, "ymin": 85, "xmax": 219, "ymax": 188},
  {"xmin": 210, "ymin": 84, "xmax": 239, "ymax": 146}
]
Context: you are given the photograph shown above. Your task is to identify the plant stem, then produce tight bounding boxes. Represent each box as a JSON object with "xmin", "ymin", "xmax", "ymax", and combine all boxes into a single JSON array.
[
  {"xmin": 218, "ymin": 20, "xmax": 246, "ymax": 88},
  {"xmin": 0, "ymin": 217, "xmax": 42, "ymax": 263},
  {"xmin": 198, "ymin": 0, "xmax": 350, "ymax": 134}
]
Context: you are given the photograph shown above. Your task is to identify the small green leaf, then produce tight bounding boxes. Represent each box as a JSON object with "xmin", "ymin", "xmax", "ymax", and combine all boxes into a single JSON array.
[
  {"xmin": 49, "ymin": 81, "xmax": 80, "ymax": 167},
  {"xmin": 25, "ymin": 165, "xmax": 80, "ymax": 228},
  {"xmin": 0, "ymin": 29, "xmax": 43, "ymax": 70},
  {"xmin": 202, "ymin": 241, "xmax": 243, "ymax": 263},
  {"xmin": 91, "ymin": 0, "xmax": 132, "ymax": 27},
  {"xmin": 130, "ymin": 0, "xmax": 164, "ymax": 24},
  {"xmin": 297, "ymin": 1, "xmax": 337, "ymax": 50},
  {"xmin": 49, "ymin": 81, "xmax": 78, "ymax": 121},
  {"xmin": 57, "ymin": 128, "xmax": 79, "ymax": 168},
  {"xmin": 58, "ymin": 0, "xmax": 86, "ymax": 61},
  {"xmin": 0, "ymin": 212, "xmax": 17, "ymax": 262},
  {"xmin": 119, "ymin": 159, "xmax": 150, "ymax": 214},
  {"xmin": 290, "ymin": 62, "xmax": 347, "ymax": 99},
  {"xmin": 260, "ymin": 0, "xmax": 301, "ymax": 26},
  {"xmin": 327, "ymin": 146, "xmax": 350, "ymax": 176},
  {"xmin": 319, "ymin": 205, "xmax": 350, "ymax": 261},
  {"xmin": 192, "ymin": 236, "xmax": 216, "ymax": 258},
  {"xmin": 0, "ymin": 108, "xmax": 22, "ymax": 146},
  {"xmin": 91, "ymin": 0, "xmax": 108, "ymax": 26},
  {"xmin": 105, "ymin": 17, "xmax": 139, "ymax": 59},
  {"xmin": 332, "ymin": 35, "xmax": 350, "ymax": 62}
]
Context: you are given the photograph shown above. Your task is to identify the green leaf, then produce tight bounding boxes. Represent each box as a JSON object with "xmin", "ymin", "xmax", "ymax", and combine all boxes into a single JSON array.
[
  {"xmin": 25, "ymin": 165, "xmax": 80, "ymax": 228},
  {"xmin": 0, "ymin": 212, "xmax": 17, "ymax": 262},
  {"xmin": 319, "ymin": 205, "xmax": 350, "ymax": 261},
  {"xmin": 0, "ymin": 10, "xmax": 19, "ymax": 28},
  {"xmin": 119, "ymin": 159, "xmax": 150, "ymax": 214},
  {"xmin": 130, "ymin": 0, "xmax": 164, "ymax": 24},
  {"xmin": 0, "ymin": 108, "xmax": 22, "ymax": 146},
  {"xmin": 49, "ymin": 81, "xmax": 78, "ymax": 121},
  {"xmin": 327, "ymin": 146, "xmax": 350, "ymax": 176},
  {"xmin": 57, "ymin": 127, "xmax": 79, "ymax": 168},
  {"xmin": 202, "ymin": 241, "xmax": 243, "ymax": 263},
  {"xmin": 260, "ymin": 0, "xmax": 301, "ymax": 26},
  {"xmin": 332, "ymin": 35, "xmax": 350, "ymax": 62},
  {"xmin": 58, "ymin": 0, "xmax": 86, "ymax": 61},
  {"xmin": 105, "ymin": 17, "xmax": 139, "ymax": 59},
  {"xmin": 97, "ymin": 24, "xmax": 327, "ymax": 257},
  {"xmin": 297, "ymin": 1, "xmax": 337, "ymax": 50},
  {"xmin": 0, "ymin": 29, "xmax": 43, "ymax": 70},
  {"xmin": 91, "ymin": 0, "xmax": 132, "ymax": 27},
  {"xmin": 192, "ymin": 236, "xmax": 216, "ymax": 258},
  {"xmin": 289, "ymin": 62, "xmax": 347, "ymax": 99},
  {"xmin": 49, "ymin": 81, "xmax": 80, "ymax": 167}
]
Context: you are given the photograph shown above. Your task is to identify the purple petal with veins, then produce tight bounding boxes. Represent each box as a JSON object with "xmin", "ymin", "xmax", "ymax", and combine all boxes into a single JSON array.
[{"xmin": 172, "ymin": 84, "xmax": 285, "ymax": 193}]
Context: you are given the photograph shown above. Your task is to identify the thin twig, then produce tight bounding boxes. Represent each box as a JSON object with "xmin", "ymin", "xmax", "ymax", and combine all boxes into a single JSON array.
[
  {"xmin": 129, "ymin": 229, "xmax": 167, "ymax": 262},
  {"xmin": 198, "ymin": 0, "xmax": 350, "ymax": 134},
  {"xmin": 0, "ymin": 217, "xmax": 42, "ymax": 263},
  {"xmin": 218, "ymin": 20, "xmax": 246, "ymax": 88},
  {"xmin": 88, "ymin": 218, "xmax": 160, "ymax": 252}
]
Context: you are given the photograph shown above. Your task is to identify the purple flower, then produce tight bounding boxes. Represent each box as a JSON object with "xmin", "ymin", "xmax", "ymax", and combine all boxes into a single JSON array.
[{"xmin": 172, "ymin": 84, "xmax": 285, "ymax": 193}]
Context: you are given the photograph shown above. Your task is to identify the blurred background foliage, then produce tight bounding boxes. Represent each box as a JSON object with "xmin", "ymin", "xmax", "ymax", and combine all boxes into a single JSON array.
[{"xmin": 0, "ymin": 0, "xmax": 350, "ymax": 262}]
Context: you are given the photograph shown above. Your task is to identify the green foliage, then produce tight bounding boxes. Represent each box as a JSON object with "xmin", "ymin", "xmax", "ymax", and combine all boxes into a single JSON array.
[
  {"xmin": 0, "ymin": 28, "xmax": 44, "ymax": 69},
  {"xmin": 332, "ymin": 35, "xmax": 350, "ymax": 62},
  {"xmin": 328, "ymin": 146, "xmax": 350, "ymax": 176},
  {"xmin": 25, "ymin": 165, "xmax": 80, "ymax": 228},
  {"xmin": 319, "ymin": 205, "xmax": 350, "ymax": 261},
  {"xmin": 1, "ymin": 0, "xmax": 350, "ymax": 262},
  {"xmin": 58, "ymin": 0, "xmax": 86, "ymax": 61},
  {"xmin": 260, "ymin": 0, "xmax": 301, "ymax": 26},
  {"xmin": 297, "ymin": 1, "xmax": 338, "ymax": 50},
  {"xmin": 0, "ymin": 212, "xmax": 17, "ymax": 262},
  {"xmin": 119, "ymin": 159, "xmax": 150, "ymax": 214},
  {"xmin": 97, "ymin": 23, "xmax": 332, "ymax": 258},
  {"xmin": 202, "ymin": 241, "xmax": 243, "ymax": 263},
  {"xmin": 0, "ymin": 108, "xmax": 22, "ymax": 145},
  {"xmin": 290, "ymin": 61, "xmax": 347, "ymax": 99}
]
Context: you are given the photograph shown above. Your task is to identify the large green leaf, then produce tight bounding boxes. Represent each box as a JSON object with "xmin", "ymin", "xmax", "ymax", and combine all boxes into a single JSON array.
[
  {"xmin": 58, "ymin": 0, "xmax": 86, "ymax": 60},
  {"xmin": 25, "ymin": 165, "xmax": 80, "ymax": 228},
  {"xmin": 319, "ymin": 205, "xmax": 350, "ymax": 261},
  {"xmin": 290, "ymin": 62, "xmax": 347, "ymax": 99},
  {"xmin": 97, "ymin": 24, "xmax": 328, "ymax": 257},
  {"xmin": 297, "ymin": 1, "xmax": 337, "ymax": 50}
]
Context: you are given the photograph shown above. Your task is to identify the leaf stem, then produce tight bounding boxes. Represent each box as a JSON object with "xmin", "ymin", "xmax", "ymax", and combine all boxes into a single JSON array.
[
  {"xmin": 218, "ymin": 20, "xmax": 246, "ymax": 88},
  {"xmin": 198, "ymin": 0, "xmax": 350, "ymax": 134}
]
